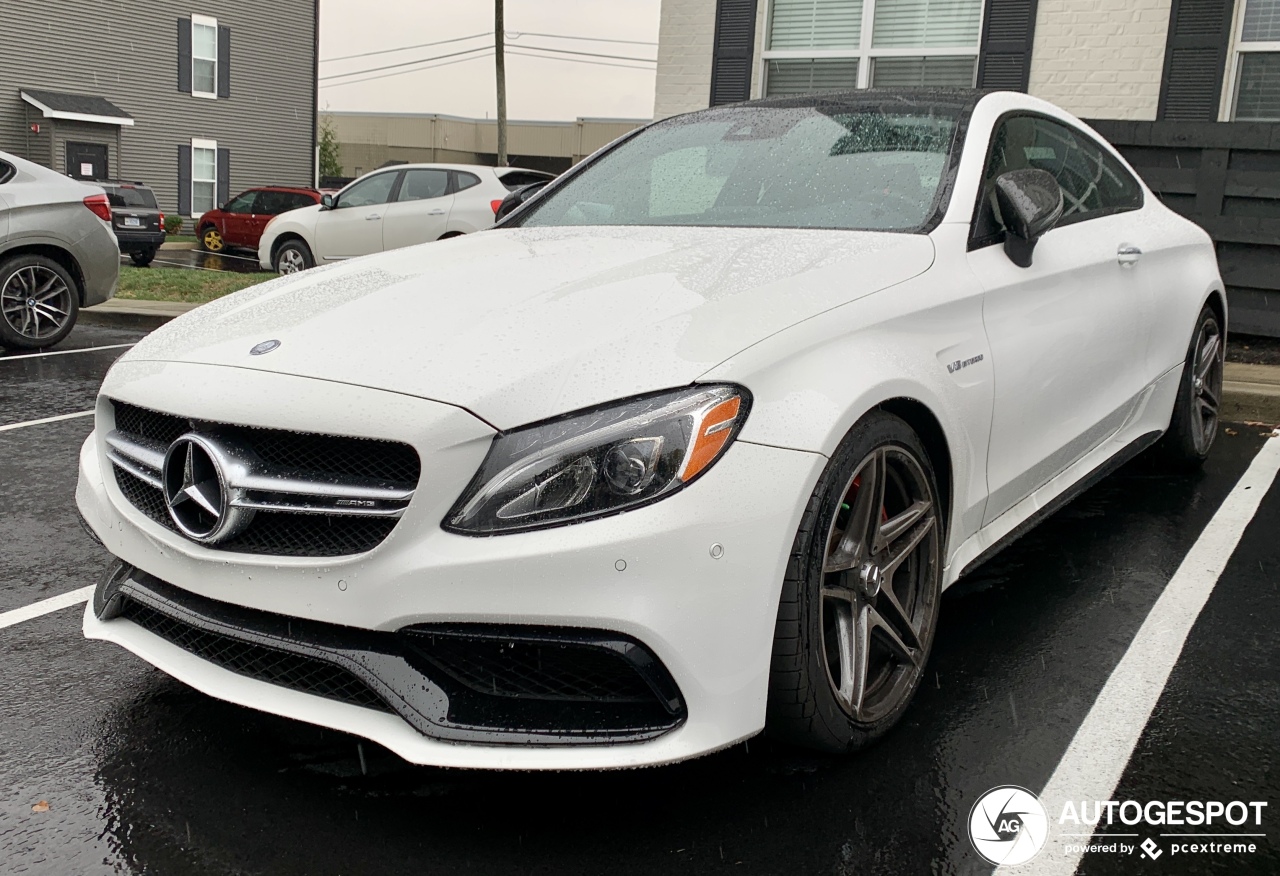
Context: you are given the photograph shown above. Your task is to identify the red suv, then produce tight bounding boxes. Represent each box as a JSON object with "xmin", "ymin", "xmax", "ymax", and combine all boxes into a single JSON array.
[{"xmin": 197, "ymin": 186, "xmax": 321, "ymax": 253}]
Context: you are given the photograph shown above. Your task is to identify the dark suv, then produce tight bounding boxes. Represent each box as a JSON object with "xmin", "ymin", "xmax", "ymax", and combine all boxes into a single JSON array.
[
  {"xmin": 197, "ymin": 186, "xmax": 321, "ymax": 253},
  {"xmin": 100, "ymin": 182, "xmax": 165, "ymax": 267}
]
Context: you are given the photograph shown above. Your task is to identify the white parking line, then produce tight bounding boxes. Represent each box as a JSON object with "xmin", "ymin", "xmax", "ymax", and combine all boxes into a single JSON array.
[
  {"xmin": 0, "ymin": 410, "xmax": 95, "ymax": 433},
  {"xmin": 1002, "ymin": 436, "xmax": 1280, "ymax": 874},
  {"xmin": 0, "ymin": 343, "xmax": 135, "ymax": 362},
  {"xmin": 0, "ymin": 586, "xmax": 93, "ymax": 631}
]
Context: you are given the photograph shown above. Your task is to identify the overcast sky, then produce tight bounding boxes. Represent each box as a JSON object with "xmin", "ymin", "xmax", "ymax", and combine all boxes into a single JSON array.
[{"xmin": 318, "ymin": 1, "xmax": 660, "ymax": 121}]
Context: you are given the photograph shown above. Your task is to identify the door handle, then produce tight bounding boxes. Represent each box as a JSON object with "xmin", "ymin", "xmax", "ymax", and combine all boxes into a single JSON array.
[
  {"xmin": 1117, "ymin": 244, "xmax": 1142, "ymax": 267},
  {"xmin": 426, "ymin": 209, "xmax": 446, "ymax": 216},
  {"xmin": 365, "ymin": 213, "xmax": 381, "ymax": 221}
]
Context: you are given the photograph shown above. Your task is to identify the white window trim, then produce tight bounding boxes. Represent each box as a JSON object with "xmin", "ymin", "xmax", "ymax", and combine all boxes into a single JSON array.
[
  {"xmin": 759, "ymin": 0, "xmax": 983, "ymax": 93},
  {"xmin": 1223, "ymin": 0, "xmax": 1280, "ymax": 120},
  {"xmin": 191, "ymin": 13, "xmax": 218, "ymax": 100},
  {"xmin": 191, "ymin": 137, "xmax": 217, "ymax": 219}
]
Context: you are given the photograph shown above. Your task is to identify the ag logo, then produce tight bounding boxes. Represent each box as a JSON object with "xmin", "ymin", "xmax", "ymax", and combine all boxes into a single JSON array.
[{"xmin": 968, "ymin": 785, "xmax": 1049, "ymax": 865}]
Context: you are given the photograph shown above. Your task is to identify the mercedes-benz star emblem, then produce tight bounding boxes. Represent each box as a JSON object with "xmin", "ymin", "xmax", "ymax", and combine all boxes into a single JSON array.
[
  {"xmin": 162, "ymin": 434, "xmax": 252, "ymax": 544},
  {"xmin": 250, "ymin": 339, "xmax": 281, "ymax": 355}
]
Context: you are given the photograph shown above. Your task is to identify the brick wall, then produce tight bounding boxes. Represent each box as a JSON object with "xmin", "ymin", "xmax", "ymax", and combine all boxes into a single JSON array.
[
  {"xmin": 1027, "ymin": 0, "xmax": 1173, "ymax": 120},
  {"xmin": 654, "ymin": 0, "xmax": 718, "ymax": 118}
]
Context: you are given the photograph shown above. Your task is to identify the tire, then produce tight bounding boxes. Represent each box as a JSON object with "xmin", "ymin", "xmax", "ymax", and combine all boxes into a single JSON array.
[
  {"xmin": 1155, "ymin": 304, "xmax": 1224, "ymax": 469},
  {"xmin": 199, "ymin": 226, "xmax": 225, "ymax": 252},
  {"xmin": 274, "ymin": 239, "xmax": 314, "ymax": 275},
  {"xmin": 130, "ymin": 248, "xmax": 158, "ymax": 267},
  {"xmin": 767, "ymin": 411, "xmax": 943, "ymax": 753},
  {"xmin": 0, "ymin": 254, "xmax": 80, "ymax": 350}
]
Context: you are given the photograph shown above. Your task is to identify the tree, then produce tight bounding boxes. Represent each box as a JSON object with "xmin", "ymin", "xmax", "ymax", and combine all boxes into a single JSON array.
[
  {"xmin": 495, "ymin": 0, "xmax": 508, "ymax": 167},
  {"xmin": 318, "ymin": 115, "xmax": 343, "ymax": 180}
]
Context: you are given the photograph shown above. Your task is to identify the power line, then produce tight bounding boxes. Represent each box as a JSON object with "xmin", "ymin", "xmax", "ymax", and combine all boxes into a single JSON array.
[
  {"xmin": 320, "ymin": 29, "xmax": 657, "ymax": 65},
  {"xmin": 320, "ymin": 32, "xmax": 487, "ymax": 64},
  {"xmin": 504, "ymin": 43, "xmax": 655, "ymax": 64},
  {"xmin": 320, "ymin": 51, "xmax": 495, "ymax": 88},
  {"xmin": 319, "ymin": 45, "xmax": 494, "ymax": 81},
  {"xmin": 506, "ymin": 49, "xmax": 656, "ymax": 71},
  {"xmin": 507, "ymin": 30, "xmax": 657, "ymax": 47}
]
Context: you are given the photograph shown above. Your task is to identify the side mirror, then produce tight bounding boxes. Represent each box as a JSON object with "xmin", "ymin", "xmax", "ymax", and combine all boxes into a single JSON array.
[
  {"xmin": 495, "ymin": 181, "xmax": 548, "ymax": 222},
  {"xmin": 994, "ymin": 169, "xmax": 1063, "ymax": 268},
  {"xmin": 320, "ymin": 193, "xmax": 334, "ymax": 210}
]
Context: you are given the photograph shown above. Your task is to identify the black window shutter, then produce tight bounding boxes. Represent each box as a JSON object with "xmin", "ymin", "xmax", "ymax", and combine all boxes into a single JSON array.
[
  {"xmin": 977, "ymin": 0, "xmax": 1039, "ymax": 91},
  {"xmin": 177, "ymin": 18, "xmax": 192, "ymax": 94},
  {"xmin": 177, "ymin": 144, "xmax": 192, "ymax": 216},
  {"xmin": 1158, "ymin": 0, "xmax": 1233, "ymax": 120},
  {"xmin": 709, "ymin": 0, "xmax": 758, "ymax": 106},
  {"xmin": 216, "ymin": 148, "xmax": 230, "ymax": 206},
  {"xmin": 217, "ymin": 26, "xmax": 231, "ymax": 98}
]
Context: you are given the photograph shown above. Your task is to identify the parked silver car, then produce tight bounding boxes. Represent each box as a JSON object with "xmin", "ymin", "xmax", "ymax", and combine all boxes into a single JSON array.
[{"xmin": 0, "ymin": 151, "xmax": 119, "ymax": 349}]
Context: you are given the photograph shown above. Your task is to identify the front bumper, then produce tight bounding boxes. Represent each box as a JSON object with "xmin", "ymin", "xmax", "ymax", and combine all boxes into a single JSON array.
[{"xmin": 77, "ymin": 360, "xmax": 825, "ymax": 769}]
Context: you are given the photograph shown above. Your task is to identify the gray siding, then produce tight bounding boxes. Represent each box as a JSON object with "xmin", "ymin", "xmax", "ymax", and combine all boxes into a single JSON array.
[{"xmin": 0, "ymin": 0, "xmax": 316, "ymax": 216}]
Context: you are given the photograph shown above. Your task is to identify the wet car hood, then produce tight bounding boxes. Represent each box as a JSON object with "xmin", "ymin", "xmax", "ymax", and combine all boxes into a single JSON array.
[{"xmin": 122, "ymin": 226, "xmax": 934, "ymax": 428}]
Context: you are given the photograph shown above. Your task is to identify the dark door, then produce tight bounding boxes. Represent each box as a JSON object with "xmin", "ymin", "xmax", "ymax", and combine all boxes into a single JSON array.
[{"xmin": 66, "ymin": 143, "xmax": 108, "ymax": 181}]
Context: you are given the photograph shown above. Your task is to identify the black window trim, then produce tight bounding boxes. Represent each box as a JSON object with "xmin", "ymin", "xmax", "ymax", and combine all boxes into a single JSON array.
[{"xmin": 966, "ymin": 109, "xmax": 1146, "ymax": 251}]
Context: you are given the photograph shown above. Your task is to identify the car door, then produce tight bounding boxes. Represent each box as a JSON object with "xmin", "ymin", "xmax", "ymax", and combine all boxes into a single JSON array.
[
  {"xmin": 967, "ymin": 113, "xmax": 1151, "ymax": 525},
  {"xmin": 219, "ymin": 191, "xmax": 257, "ymax": 246},
  {"xmin": 381, "ymin": 169, "xmax": 454, "ymax": 250},
  {"xmin": 248, "ymin": 191, "xmax": 294, "ymax": 247},
  {"xmin": 314, "ymin": 171, "xmax": 400, "ymax": 260}
]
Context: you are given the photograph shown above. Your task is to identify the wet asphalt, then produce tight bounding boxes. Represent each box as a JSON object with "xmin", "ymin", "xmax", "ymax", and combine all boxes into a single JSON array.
[{"xmin": 1, "ymin": 323, "xmax": 1278, "ymax": 876}]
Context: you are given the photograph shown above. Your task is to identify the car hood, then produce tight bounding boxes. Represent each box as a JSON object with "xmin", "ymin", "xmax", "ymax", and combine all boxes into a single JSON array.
[{"xmin": 123, "ymin": 226, "xmax": 934, "ymax": 428}]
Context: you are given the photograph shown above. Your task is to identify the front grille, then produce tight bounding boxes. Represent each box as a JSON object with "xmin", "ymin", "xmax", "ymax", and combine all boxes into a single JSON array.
[
  {"xmin": 120, "ymin": 597, "xmax": 389, "ymax": 712},
  {"xmin": 107, "ymin": 400, "xmax": 419, "ymax": 558}
]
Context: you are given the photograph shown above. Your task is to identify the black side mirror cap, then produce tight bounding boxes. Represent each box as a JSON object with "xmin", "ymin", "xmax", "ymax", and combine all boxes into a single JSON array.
[
  {"xmin": 994, "ymin": 169, "xmax": 1064, "ymax": 268},
  {"xmin": 495, "ymin": 181, "xmax": 549, "ymax": 223}
]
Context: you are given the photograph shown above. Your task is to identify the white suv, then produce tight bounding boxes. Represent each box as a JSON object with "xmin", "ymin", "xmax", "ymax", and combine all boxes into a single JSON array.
[{"xmin": 258, "ymin": 164, "xmax": 553, "ymax": 274}]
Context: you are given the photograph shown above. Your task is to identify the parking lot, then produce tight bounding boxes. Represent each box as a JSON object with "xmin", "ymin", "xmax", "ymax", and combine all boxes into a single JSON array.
[{"xmin": 1, "ymin": 323, "xmax": 1277, "ymax": 876}]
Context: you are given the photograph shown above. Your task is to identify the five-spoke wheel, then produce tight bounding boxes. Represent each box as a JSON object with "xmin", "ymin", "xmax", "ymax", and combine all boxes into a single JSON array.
[
  {"xmin": 1157, "ymin": 304, "xmax": 1224, "ymax": 467},
  {"xmin": 769, "ymin": 411, "xmax": 942, "ymax": 752}
]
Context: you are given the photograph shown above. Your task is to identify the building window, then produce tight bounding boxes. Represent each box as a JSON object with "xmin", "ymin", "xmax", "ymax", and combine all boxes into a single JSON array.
[
  {"xmin": 763, "ymin": 0, "xmax": 982, "ymax": 96},
  {"xmin": 192, "ymin": 14, "xmax": 218, "ymax": 98},
  {"xmin": 1232, "ymin": 0, "xmax": 1280, "ymax": 119},
  {"xmin": 192, "ymin": 139, "xmax": 217, "ymax": 216}
]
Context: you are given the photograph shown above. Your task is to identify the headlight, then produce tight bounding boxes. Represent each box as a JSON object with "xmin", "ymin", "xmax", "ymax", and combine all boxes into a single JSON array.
[{"xmin": 445, "ymin": 384, "xmax": 751, "ymax": 535}]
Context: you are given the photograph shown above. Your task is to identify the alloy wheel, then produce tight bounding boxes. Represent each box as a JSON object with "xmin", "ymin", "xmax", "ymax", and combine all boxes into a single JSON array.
[
  {"xmin": 202, "ymin": 229, "xmax": 224, "ymax": 252},
  {"xmin": 1190, "ymin": 317, "xmax": 1223, "ymax": 455},
  {"xmin": 277, "ymin": 249, "xmax": 305, "ymax": 274},
  {"xmin": 1, "ymin": 265, "xmax": 73, "ymax": 342},
  {"xmin": 820, "ymin": 445, "xmax": 939, "ymax": 723}
]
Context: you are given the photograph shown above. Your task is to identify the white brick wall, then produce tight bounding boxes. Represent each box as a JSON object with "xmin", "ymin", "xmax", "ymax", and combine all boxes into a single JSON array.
[
  {"xmin": 1027, "ymin": 0, "xmax": 1173, "ymax": 121},
  {"xmin": 654, "ymin": 0, "xmax": 718, "ymax": 119}
]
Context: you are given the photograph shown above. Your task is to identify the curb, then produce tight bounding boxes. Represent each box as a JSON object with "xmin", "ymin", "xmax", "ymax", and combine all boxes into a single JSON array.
[
  {"xmin": 160, "ymin": 240, "xmax": 197, "ymax": 251},
  {"xmin": 71, "ymin": 304, "xmax": 1280, "ymax": 424}
]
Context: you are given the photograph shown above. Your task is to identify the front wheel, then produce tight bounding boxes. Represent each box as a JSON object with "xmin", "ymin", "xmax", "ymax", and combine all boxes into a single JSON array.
[
  {"xmin": 767, "ymin": 411, "xmax": 943, "ymax": 753},
  {"xmin": 274, "ymin": 240, "xmax": 314, "ymax": 275},
  {"xmin": 0, "ymin": 254, "xmax": 80, "ymax": 349},
  {"xmin": 1155, "ymin": 304, "xmax": 1224, "ymax": 468},
  {"xmin": 200, "ymin": 226, "xmax": 224, "ymax": 252}
]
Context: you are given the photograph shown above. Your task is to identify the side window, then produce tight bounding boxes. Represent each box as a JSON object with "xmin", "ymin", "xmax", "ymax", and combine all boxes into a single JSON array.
[
  {"xmin": 974, "ymin": 115, "xmax": 1143, "ymax": 244},
  {"xmin": 292, "ymin": 193, "xmax": 318, "ymax": 210},
  {"xmin": 336, "ymin": 173, "xmax": 397, "ymax": 208},
  {"xmin": 254, "ymin": 191, "xmax": 294, "ymax": 214},
  {"xmin": 224, "ymin": 192, "xmax": 256, "ymax": 213},
  {"xmin": 454, "ymin": 172, "xmax": 482, "ymax": 193},
  {"xmin": 397, "ymin": 169, "xmax": 450, "ymax": 202}
]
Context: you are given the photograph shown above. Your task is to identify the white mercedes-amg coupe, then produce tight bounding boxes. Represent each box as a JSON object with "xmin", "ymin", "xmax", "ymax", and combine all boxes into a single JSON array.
[{"xmin": 78, "ymin": 89, "xmax": 1225, "ymax": 770}]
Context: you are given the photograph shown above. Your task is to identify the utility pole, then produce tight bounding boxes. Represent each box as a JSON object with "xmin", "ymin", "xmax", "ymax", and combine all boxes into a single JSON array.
[{"xmin": 495, "ymin": 0, "xmax": 508, "ymax": 167}]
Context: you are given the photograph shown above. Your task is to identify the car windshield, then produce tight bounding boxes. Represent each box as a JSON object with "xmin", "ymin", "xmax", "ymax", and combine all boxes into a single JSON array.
[
  {"xmin": 103, "ymin": 186, "xmax": 158, "ymax": 209},
  {"xmin": 518, "ymin": 101, "xmax": 962, "ymax": 232}
]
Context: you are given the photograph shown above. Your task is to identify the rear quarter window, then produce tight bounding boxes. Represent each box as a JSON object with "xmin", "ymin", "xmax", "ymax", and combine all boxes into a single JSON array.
[{"xmin": 0, "ymin": 160, "xmax": 14, "ymax": 185}]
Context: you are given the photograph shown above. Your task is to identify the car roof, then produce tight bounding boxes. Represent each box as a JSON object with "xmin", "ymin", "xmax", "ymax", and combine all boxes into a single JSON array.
[
  {"xmin": 360, "ymin": 163, "xmax": 547, "ymax": 175},
  {"xmin": 244, "ymin": 185, "xmax": 320, "ymax": 193},
  {"xmin": 676, "ymin": 87, "xmax": 992, "ymax": 120}
]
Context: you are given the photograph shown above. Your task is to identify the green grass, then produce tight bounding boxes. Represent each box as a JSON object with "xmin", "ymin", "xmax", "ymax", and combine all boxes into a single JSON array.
[{"xmin": 116, "ymin": 266, "xmax": 274, "ymax": 304}]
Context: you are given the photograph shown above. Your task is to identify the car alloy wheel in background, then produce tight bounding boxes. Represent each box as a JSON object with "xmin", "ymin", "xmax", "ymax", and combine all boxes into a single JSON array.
[
  {"xmin": 0, "ymin": 255, "xmax": 79, "ymax": 349},
  {"xmin": 200, "ymin": 228, "xmax": 224, "ymax": 252},
  {"xmin": 274, "ymin": 241, "xmax": 313, "ymax": 275},
  {"xmin": 1189, "ymin": 313, "xmax": 1224, "ymax": 456}
]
